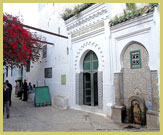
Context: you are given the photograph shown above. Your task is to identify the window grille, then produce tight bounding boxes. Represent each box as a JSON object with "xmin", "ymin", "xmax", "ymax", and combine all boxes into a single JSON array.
[
  {"xmin": 130, "ymin": 50, "xmax": 142, "ymax": 69},
  {"xmin": 45, "ymin": 67, "xmax": 52, "ymax": 78}
]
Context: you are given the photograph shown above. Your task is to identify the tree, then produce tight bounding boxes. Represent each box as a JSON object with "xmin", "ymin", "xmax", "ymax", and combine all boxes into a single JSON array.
[{"xmin": 3, "ymin": 13, "xmax": 45, "ymax": 67}]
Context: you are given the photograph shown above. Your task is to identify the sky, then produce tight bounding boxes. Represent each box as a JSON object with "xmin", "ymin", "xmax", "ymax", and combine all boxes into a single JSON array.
[
  {"xmin": 3, "ymin": 3, "xmax": 39, "ymax": 27},
  {"xmin": 3, "ymin": 3, "xmax": 80, "ymax": 29}
]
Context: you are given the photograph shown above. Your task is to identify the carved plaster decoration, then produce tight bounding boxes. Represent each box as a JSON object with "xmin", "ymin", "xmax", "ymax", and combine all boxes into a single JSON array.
[
  {"xmin": 134, "ymin": 88, "xmax": 142, "ymax": 95},
  {"xmin": 71, "ymin": 21, "xmax": 104, "ymax": 38},
  {"xmin": 66, "ymin": 7, "xmax": 107, "ymax": 32},
  {"xmin": 74, "ymin": 42, "xmax": 105, "ymax": 71}
]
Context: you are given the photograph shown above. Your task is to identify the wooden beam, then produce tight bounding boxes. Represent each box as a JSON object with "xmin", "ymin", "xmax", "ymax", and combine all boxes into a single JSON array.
[
  {"xmin": 4, "ymin": 19, "xmax": 68, "ymax": 39},
  {"xmin": 3, "ymin": 34, "xmax": 54, "ymax": 46}
]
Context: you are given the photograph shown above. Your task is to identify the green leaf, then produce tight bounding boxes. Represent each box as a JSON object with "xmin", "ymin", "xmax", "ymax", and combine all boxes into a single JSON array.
[{"xmin": 126, "ymin": 3, "xmax": 136, "ymax": 11}]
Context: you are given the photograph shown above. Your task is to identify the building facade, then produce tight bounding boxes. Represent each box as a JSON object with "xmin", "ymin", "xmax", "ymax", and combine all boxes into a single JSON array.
[{"xmin": 4, "ymin": 3, "xmax": 160, "ymax": 128}]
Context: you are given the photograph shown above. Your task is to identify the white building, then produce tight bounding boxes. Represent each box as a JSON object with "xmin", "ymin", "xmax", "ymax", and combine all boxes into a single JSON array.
[{"xmin": 4, "ymin": 3, "xmax": 160, "ymax": 127}]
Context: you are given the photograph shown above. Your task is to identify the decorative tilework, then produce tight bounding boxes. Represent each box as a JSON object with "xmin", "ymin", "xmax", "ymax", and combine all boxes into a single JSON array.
[{"xmin": 113, "ymin": 43, "xmax": 159, "ymax": 113}]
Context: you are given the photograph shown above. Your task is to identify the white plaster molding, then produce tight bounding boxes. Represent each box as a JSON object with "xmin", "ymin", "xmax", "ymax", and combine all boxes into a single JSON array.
[
  {"xmin": 65, "ymin": 3, "xmax": 105, "ymax": 25},
  {"xmin": 72, "ymin": 28, "xmax": 105, "ymax": 44},
  {"xmin": 115, "ymin": 27, "xmax": 151, "ymax": 41},
  {"xmin": 113, "ymin": 27, "xmax": 151, "ymax": 69},
  {"xmin": 110, "ymin": 13, "xmax": 153, "ymax": 33},
  {"xmin": 110, "ymin": 13, "xmax": 153, "ymax": 72},
  {"xmin": 65, "ymin": 4, "xmax": 108, "ymax": 34},
  {"xmin": 73, "ymin": 41, "xmax": 105, "ymax": 72}
]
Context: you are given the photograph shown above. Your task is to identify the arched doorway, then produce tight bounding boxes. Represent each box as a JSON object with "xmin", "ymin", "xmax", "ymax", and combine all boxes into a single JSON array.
[{"xmin": 83, "ymin": 51, "xmax": 98, "ymax": 106}]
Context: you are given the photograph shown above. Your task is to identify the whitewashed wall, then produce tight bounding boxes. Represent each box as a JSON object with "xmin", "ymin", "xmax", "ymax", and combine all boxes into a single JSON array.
[
  {"xmin": 65, "ymin": 3, "xmax": 160, "ymax": 116},
  {"xmin": 24, "ymin": 3, "xmax": 75, "ymax": 105},
  {"xmin": 110, "ymin": 6, "xmax": 160, "ymax": 91}
]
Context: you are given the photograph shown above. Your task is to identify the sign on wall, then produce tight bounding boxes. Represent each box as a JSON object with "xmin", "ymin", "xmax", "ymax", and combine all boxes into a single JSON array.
[{"xmin": 61, "ymin": 75, "xmax": 66, "ymax": 85}]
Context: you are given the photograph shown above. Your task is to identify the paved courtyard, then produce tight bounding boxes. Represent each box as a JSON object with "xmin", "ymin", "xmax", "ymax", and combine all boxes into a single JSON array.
[{"xmin": 3, "ymin": 96, "xmax": 153, "ymax": 132}]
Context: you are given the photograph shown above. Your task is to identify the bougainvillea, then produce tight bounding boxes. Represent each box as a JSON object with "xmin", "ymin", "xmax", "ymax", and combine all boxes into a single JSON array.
[{"xmin": 3, "ymin": 13, "xmax": 46, "ymax": 67}]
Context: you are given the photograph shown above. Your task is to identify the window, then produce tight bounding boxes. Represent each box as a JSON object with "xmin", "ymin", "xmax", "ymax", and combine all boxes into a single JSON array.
[
  {"xmin": 45, "ymin": 68, "xmax": 52, "ymax": 78},
  {"xmin": 6, "ymin": 66, "xmax": 8, "ymax": 77},
  {"xmin": 130, "ymin": 50, "xmax": 142, "ymax": 69},
  {"xmin": 42, "ymin": 45, "xmax": 47, "ymax": 58},
  {"xmin": 83, "ymin": 51, "xmax": 98, "ymax": 71},
  {"xmin": 26, "ymin": 60, "xmax": 30, "ymax": 72}
]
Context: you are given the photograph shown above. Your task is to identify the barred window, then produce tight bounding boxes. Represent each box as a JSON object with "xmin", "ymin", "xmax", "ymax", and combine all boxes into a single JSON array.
[
  {"xmin": 42, "ymin": 45, "xmax": 47, "ymax": 58},
  {"xmin": 130, "ymin": 50, "xmax": 142, "ymax": 69},
  {"xmin": 45, "ymin": 67, "xmax": 52, "ymax": 78}
]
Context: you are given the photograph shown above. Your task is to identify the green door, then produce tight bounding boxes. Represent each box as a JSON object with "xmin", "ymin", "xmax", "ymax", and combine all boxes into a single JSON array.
[
  {"xmin": 83, "ymin": 51, "xmax": 98, "ymax": 106},
  {"xmin": 83, "ymin": 73, "xmax": 91, "ymax": 105}
]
